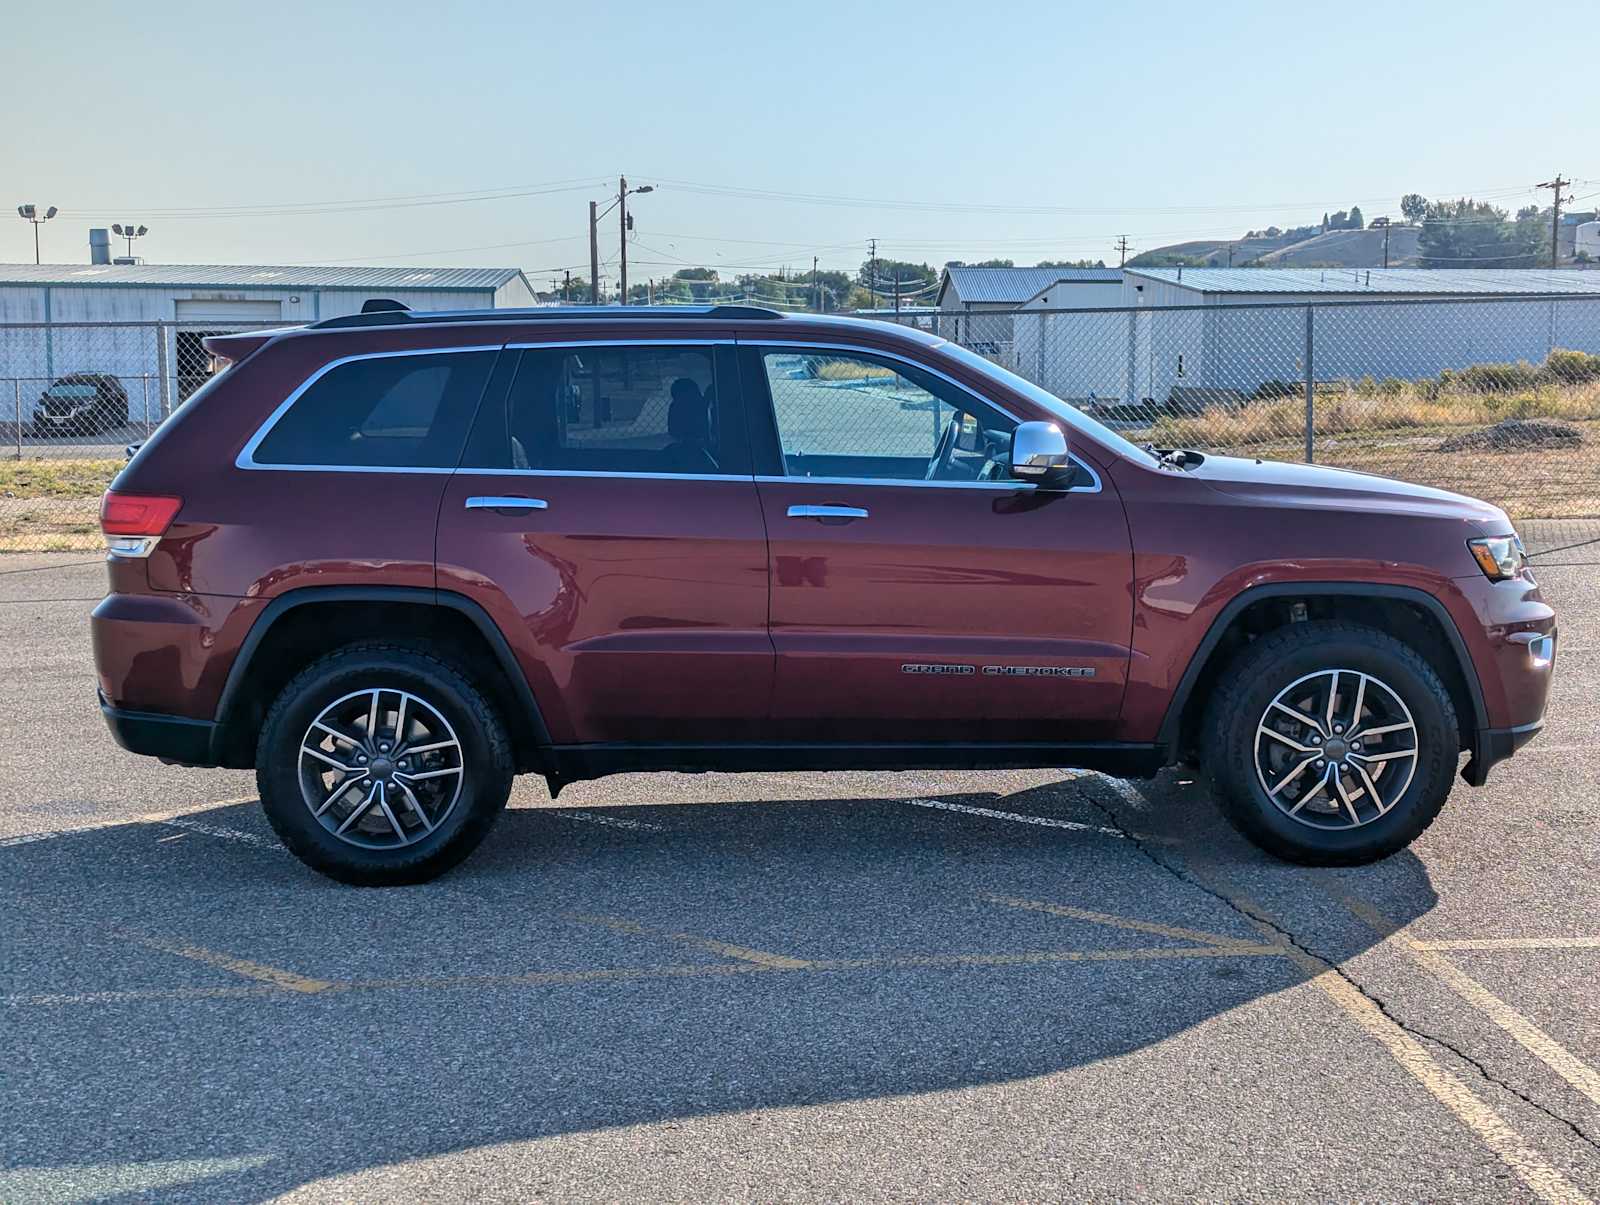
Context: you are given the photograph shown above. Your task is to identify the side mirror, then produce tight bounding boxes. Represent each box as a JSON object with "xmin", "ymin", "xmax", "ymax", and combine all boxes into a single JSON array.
[{"xmin": 1011, "ymin": 421, "xmax": 1072, "ymax": 483}]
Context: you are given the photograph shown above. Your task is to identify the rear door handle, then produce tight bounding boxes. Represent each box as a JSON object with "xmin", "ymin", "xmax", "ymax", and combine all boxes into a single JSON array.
[
  {"xmin": 465, "ymin": 495, "xmax": 549, "ymax": 512},
  {"xmin": 787, "ymin": 504, "xmax": 868, "ymax": 522}
]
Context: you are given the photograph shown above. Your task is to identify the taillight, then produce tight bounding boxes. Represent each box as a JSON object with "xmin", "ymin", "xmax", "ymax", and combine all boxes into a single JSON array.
[{"xmin": 99, "ymin": 490, "xmax": 182, "ymax": 558}]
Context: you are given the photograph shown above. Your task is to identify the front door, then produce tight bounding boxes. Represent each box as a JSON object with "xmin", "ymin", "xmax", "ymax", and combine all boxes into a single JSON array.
[
  {"xmin": 743, "ymin": 343, "xmax": 1133, "ymax": 746},
  {"xmin": 437, "ymin": 341, "xmax": 772, "ymax": 746}
]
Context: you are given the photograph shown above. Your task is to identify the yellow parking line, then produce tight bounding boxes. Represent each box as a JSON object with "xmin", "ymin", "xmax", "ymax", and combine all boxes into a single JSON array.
[
  {"xmin": 1415, "ymin": 937, "xmax": 1600, "ymax": 952},
  {"xmin": 1181, "ymin": 861, "xmax": 1591, "ymax": 1205},
  {"xmin": 1339, "ymin": 894, "xmax": 1600, "ymax": 1111},
  {"xmin": 563, "ymin": 912, "xmax": 813, "ymax": 969},
  {"xmin": 123, "ymin": 931, "xmax": 333, "ymax": 995},
  {"xmin": 5, "ymin": 941, "xmax": 1289, "ymax": 1009},
  {"xmin": 983, "ymin": 893, "xmax": 1262, "ymax": 949}
]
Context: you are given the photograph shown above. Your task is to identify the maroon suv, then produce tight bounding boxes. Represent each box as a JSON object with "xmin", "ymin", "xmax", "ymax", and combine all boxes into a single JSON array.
[{"xmin": 91, "ymin": 305, "xmax": 1557, "ymax": 884}]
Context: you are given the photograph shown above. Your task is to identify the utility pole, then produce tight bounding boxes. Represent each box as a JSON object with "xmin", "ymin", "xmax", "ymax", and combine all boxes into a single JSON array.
[
  {"xmin": 1371, "ymin": 217, "xmax": 1391, "ymax": 269},
  {"xmin": 563, "ymin": 269, "xmax": 571, "ymax": 302},
  {"xmin": 894, "ymin": 268, "xmax": 901, "ymax": 314},
  {"xmin": 1226, "ymin": 244, "xmax": 1234, "ymax": 268},
  {"xmin": 1538, "ymin": 175, "xmax": 1571, "ymax": 268},
  {"xmin": 619, "ymin": 176, "xmax": 630, "ymax": 305},
  {"xmin": 1115, "ymin": 235, "xmax": 1130, "ymax": 267},
  {"xmin": 813, "ymin": 255, "xmax": 820, "ymax": 312},
  {"xmin": 868, "ymin": 238, "xmax": 878, "ymax": 309},
  {"xmin": 589, "ymin": 200, "xmax": 601, "ymax": 304}
]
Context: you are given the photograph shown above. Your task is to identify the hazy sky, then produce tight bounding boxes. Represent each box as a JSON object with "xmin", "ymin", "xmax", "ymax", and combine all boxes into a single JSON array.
[{"xmin": 5, "ymin": 0, "xmax": 1596, "ymax": 286}]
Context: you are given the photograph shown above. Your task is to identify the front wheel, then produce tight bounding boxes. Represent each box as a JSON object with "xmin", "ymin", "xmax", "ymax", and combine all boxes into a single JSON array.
[
  {"xmin": 257, "ymin": 643, "xmax": 513, "ymax": 885},
  {"xmin": 1203, "ymin": 621, "xmax": 1459, "ymax": 865}
]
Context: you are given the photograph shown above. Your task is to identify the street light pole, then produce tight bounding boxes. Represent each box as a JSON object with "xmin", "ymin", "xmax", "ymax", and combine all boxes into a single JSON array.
[
  {"xmin": 619, "ymin": 176, "xmax": 629, "ymax": 306},
  {"xmin": 16, "ymin": 204, "xmax": 58, "ymax": 265},
  {"xmin": 111, "ymin": 223, "xmax": 149, "ymax": 260},
  {"xmin": 589, "ymin": 201, "xmax": 601, "ymax": 304}
]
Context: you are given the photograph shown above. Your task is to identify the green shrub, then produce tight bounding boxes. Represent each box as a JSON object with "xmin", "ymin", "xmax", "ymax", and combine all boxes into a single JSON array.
[{"xmin": 1543, "ymin": 348, "xmax": 1600, "ymax": 384}]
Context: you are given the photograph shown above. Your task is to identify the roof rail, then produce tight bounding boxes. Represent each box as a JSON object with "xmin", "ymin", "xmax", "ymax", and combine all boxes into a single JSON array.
[{"xmin": 308, "ymin": 303, "xmax": 784, "ymax": 331}]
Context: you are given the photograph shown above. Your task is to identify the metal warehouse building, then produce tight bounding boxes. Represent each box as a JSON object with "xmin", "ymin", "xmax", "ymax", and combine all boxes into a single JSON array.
[
  {"xmin": 0, "ymin": 263, "xmax": 536, "ymax": 423},
  {"xmin": 1011, "ymin": 267, "xmax": 1600, "ymax": 408}
]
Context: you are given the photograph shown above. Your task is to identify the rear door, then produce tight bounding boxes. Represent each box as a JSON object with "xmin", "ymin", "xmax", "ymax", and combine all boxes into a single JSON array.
[
  {"xmin": 436, "ymin": 340, "xmax": 772, "ymax": 747},
  {"xmin": 742, "ymin": 342, "xmax": 1134, "ymax": 745}
]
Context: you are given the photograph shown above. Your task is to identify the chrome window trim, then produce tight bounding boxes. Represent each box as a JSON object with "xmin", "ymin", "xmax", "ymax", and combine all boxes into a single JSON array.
[
  {"xmin": 454, "ymin": 467, "xmax": 751, "ymax": 482},
  {"xmin": 750, "ymin": 341, "xmax": 1102, "ymax": 494},
  {"xmin": 236, "ymin": 344, "xmax": 504, "ymax": 472},
  {"xmin": 754, "ymin": 474, "xmax": 1037, "ymax": 493},
  {"xmin": 502, "ymin": 338, "xmax": 733, "ymax": 350}
]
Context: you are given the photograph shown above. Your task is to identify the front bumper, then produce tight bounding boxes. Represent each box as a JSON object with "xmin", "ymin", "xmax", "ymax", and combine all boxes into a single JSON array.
[{"xmin": 100, "ymin": 692, "xmax": 220, "ymax": 767}]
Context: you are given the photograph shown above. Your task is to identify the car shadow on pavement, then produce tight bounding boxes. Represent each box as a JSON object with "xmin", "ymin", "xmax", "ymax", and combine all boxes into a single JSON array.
[{"xmin": 1, "ymin": 776, "xmax": 1436, "ymax": 1202}]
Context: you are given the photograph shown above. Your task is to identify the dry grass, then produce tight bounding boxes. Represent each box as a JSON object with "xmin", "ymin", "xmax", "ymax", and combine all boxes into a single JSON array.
[
  {"xmin": 1143, "ymin": 379, "xmax": 1600, "ymax": 449},
  {"xmin": 0, "ymin": 458, "xmax": 117, "ymax": 551}
]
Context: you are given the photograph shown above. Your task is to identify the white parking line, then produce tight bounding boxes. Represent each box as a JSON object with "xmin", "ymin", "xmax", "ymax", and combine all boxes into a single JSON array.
[
  {"xmin": 154, "ymin": 817, "xmax": 286, "ymax": 853},
  {"xmin": 555, "ymin": 809, "xmax": 665, "ymax": 832},
  {"xmin": 906, "ymin": 797, "xmax": 1123, "ymax": 837}
]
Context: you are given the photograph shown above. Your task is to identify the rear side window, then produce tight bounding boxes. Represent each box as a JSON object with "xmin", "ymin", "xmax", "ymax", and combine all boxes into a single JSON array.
[
  {"xmin": 251, "ymin": 350, "xmax": 496, "ymax": 468},
  {"xmin": 463, "ymin": 343, "xmax": 747, "ymax": 476}
]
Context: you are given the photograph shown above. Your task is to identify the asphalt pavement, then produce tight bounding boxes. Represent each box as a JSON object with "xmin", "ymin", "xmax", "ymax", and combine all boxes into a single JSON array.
[{"xmin": 2, "ymin": 532, "xmax": 1598, "ymax": 1202}]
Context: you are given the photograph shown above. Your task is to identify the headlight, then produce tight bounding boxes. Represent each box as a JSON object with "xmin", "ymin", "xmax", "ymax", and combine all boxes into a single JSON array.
[{"xmin": 1468, "ymin": 535, "xmax": 1527, "ymax": 581}]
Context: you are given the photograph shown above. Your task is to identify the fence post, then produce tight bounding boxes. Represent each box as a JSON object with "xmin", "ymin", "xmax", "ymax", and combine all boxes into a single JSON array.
[
  {"xmin": 1037, "ymin": 311, "xmax": 1046, "ymax": 385},
  {"xmin": 156, "ymin": 322, "xmax": 172, "ymax": 419},
  {"xmin": 142, "ymin": 375, "xmax": 152, "ymax": 437},
  {"xmin": 1303, "ymin": 305, "xmax": 1315, "ymax": 464},
  {"xmin": 13, "ymin": 379, "xmax": 21, "ymax": 460}
]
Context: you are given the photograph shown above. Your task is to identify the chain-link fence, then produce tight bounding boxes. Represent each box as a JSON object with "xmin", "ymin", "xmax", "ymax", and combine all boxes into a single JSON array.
[
  {"xmin": 876, "ymin": 295, "xmax": 1600, "ymax": 525},
  {"xmin": 0, "ymin": 319, "xmax": 292, "ymax": 551},
  {"xmin": 3, "ymin": 299, "xmax": 1599, "ymax": 551}
]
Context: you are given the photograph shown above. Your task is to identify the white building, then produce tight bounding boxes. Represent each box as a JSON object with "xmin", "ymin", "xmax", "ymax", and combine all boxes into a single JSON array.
[
  {"xmin": 0, "ymin": 262, "xmax": 536, "ymax": 420},
  {"xmin": 1012, "ymin": 267, "xmax": 1600, "ymax": 409}
]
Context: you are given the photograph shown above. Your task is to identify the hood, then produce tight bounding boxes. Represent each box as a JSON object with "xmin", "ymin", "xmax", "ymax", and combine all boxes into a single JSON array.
[{"xmin": 1188, "ymin": 454, "xmax": 1509, "ymax": 531}]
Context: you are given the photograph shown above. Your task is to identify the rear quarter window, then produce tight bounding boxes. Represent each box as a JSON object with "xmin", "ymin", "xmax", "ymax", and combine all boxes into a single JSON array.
[{"xmin": 251, "ymin": 349, "xmax": 496, "ymax": 469}]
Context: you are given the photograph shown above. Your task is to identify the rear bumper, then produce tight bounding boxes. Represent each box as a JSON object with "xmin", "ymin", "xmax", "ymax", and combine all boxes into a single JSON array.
[
  {"xmin": 100, "ymin": 692, "xmax": 220, "ymax": 767},
  {"xmin": 1462, "ymin": 719, "xmax": 1544, "ymax": 787}
]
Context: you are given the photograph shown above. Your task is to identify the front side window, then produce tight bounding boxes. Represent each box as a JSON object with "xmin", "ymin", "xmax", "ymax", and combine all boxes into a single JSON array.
[
  {"xmin": 471, "ymin": 344, "xmax": 738, "ymax": 476},
  {"xmin": 760, "ymin": 349, "xmax": 1019, "ymax": 483},
  {"xmin": 252, "ymin": 350, "xmax": 496, "ymax": 468}
]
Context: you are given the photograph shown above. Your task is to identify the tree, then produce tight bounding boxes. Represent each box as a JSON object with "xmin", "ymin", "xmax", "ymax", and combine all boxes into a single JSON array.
[
  {"xmin": 1035, "ymin": 258, "xmax": 1107, "ymax": 268},
  {"xmin": 1329, "ymin": 210, "xmax": 1350, "ymax": 231},
  {"xmin": 1321, "ymin": 212, "xmax": 1330, "ymax": 233},
  {"xmin": 961, "ymin": 258, "xmax": 1015, "ymax": 268},
  {"xmin": 857, "ymin": 257, "xmax": 935, "ymax": 305},
  {"xmin": 1417, "ymin": 198, "xmax": 1538, "ymax": 268},
  {"xmin": 1347, "ymin": 206, "xmax": 1364, "ymax": 230},
  {"xmin": 1400, "ymin": 193, "xmax": 1428, "ymax": 224}
]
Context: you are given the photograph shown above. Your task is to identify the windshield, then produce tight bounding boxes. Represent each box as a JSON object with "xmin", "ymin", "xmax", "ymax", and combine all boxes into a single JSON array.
[
  {"xmin": 936, "ymin": 342, "xmax": 1158, "ymax": 464},
  {"xmin": 47, "ymin": 384, "xmax": 98, "ymax": 399}
]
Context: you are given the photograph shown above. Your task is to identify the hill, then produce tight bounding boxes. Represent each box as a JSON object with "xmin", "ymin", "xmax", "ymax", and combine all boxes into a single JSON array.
[
  {"xmin": 1254, "ymin": 226, "xmax": 1420, "ymax": 267},
  {"xmin": 1133, "ymin": 225, "xmax": 1420, "ymax": 270}
]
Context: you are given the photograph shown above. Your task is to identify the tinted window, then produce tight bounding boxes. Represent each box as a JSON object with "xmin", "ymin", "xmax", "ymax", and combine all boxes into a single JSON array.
[
  {"xmin": 760, "ymin": 349, "xmax": 1019, "ymax": 483},
  {"xmin": 253, "ymin": 350, "xmax": 495, "ymax": 468},
  {"xmin": 472, "ymin": 344, "xmax": 739, "ymax": 476}
]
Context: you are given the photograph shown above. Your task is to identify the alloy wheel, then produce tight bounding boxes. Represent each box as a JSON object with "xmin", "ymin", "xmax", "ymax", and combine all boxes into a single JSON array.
[
  {"xmin": 1253, "ymin": 668, "xmax": 1419, "ymax": 830},
  {"xmin": 298, "ymin": 687, "xmax": 464, "ymax": 849}
]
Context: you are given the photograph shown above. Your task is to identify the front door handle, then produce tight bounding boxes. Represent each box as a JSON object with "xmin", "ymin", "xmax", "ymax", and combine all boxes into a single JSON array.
[
  {"xmin": 465, "ymin": 495, "xmax": 549, "ymax": 512},
  {"xmin": 787, "ymin": 504, "xmax": 868, "ymax": 522}
]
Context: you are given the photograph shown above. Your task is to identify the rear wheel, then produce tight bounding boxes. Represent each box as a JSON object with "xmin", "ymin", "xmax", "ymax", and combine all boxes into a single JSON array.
[
  {"xmin": 257, "ymin": 643, "xmax": 513, "ymax": 885},
  {"xmin": 1203, "ymin": 621, "xmax": 1459, "ymax": 865}
]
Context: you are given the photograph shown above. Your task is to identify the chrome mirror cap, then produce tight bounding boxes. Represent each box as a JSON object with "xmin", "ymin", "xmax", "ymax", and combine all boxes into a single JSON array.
[{"xmin": 1011, "ymin": 421, "xmax": 1071, "ymax": 479}]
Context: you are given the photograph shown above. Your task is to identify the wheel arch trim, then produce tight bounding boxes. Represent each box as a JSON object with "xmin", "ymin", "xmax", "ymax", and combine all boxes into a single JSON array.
[
  {"xmin": 211, "ymin": 585, "xmax": 553, "ymax": 761},
  {"xmin": 1155, "ymin": 581, "xmax": 1489, "ymax": 758}
]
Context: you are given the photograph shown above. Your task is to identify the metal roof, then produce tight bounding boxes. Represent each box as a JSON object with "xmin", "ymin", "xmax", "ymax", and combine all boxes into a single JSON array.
[
  {"xmin": 940, "ymin": 265, "xmax": 1122, "ymax": 304},
  {"xmin": 0, "ymin": 263, "xmax": 525, "ymax": 291},
  {"xmin": 1125, "ymin": 267, "xmax": 1600, "ymax": 296}
]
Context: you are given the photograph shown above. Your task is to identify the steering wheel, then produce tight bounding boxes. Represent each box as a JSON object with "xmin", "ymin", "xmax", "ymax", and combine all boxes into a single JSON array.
[{"xmin": 925, "ymin": 416, "xmax": 958, "ymax": 481}]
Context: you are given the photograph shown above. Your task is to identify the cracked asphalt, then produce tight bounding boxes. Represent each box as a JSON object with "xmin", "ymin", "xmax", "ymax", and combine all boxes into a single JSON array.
[{"xmin": 2, "ymin": 531, "xmax": 1598, "ymax": 1202}]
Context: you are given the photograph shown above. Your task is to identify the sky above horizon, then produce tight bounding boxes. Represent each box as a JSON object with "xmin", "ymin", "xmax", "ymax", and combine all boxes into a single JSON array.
[{"xmin": 4, "ymin": 0, "xmax": 1596, "ymax": 290}]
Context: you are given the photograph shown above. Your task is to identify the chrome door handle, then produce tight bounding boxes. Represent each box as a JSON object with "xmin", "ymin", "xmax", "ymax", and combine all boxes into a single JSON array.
[
  {"xmin": 465, "ymin": 495, "xmax": 549, "ymax": 511},
  {"xmin": 787, "ymin": 504, "xmax": 868, "ymax": 521}
]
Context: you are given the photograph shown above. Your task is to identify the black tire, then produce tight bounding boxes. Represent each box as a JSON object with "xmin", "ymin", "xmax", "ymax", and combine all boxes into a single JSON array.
[
  {"xmin": 1202, "ymin": 620, "xmax": 1459, "ymax": 866},
  {"xmin": 256, "ymin": 643, "xmax": 513, "ymax": 885}
]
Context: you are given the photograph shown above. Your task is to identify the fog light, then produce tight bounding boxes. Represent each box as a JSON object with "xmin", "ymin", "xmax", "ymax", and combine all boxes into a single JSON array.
[{"xmin": 1527, "ymin": 634, "xmax": 1555, "ymax": 669}]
